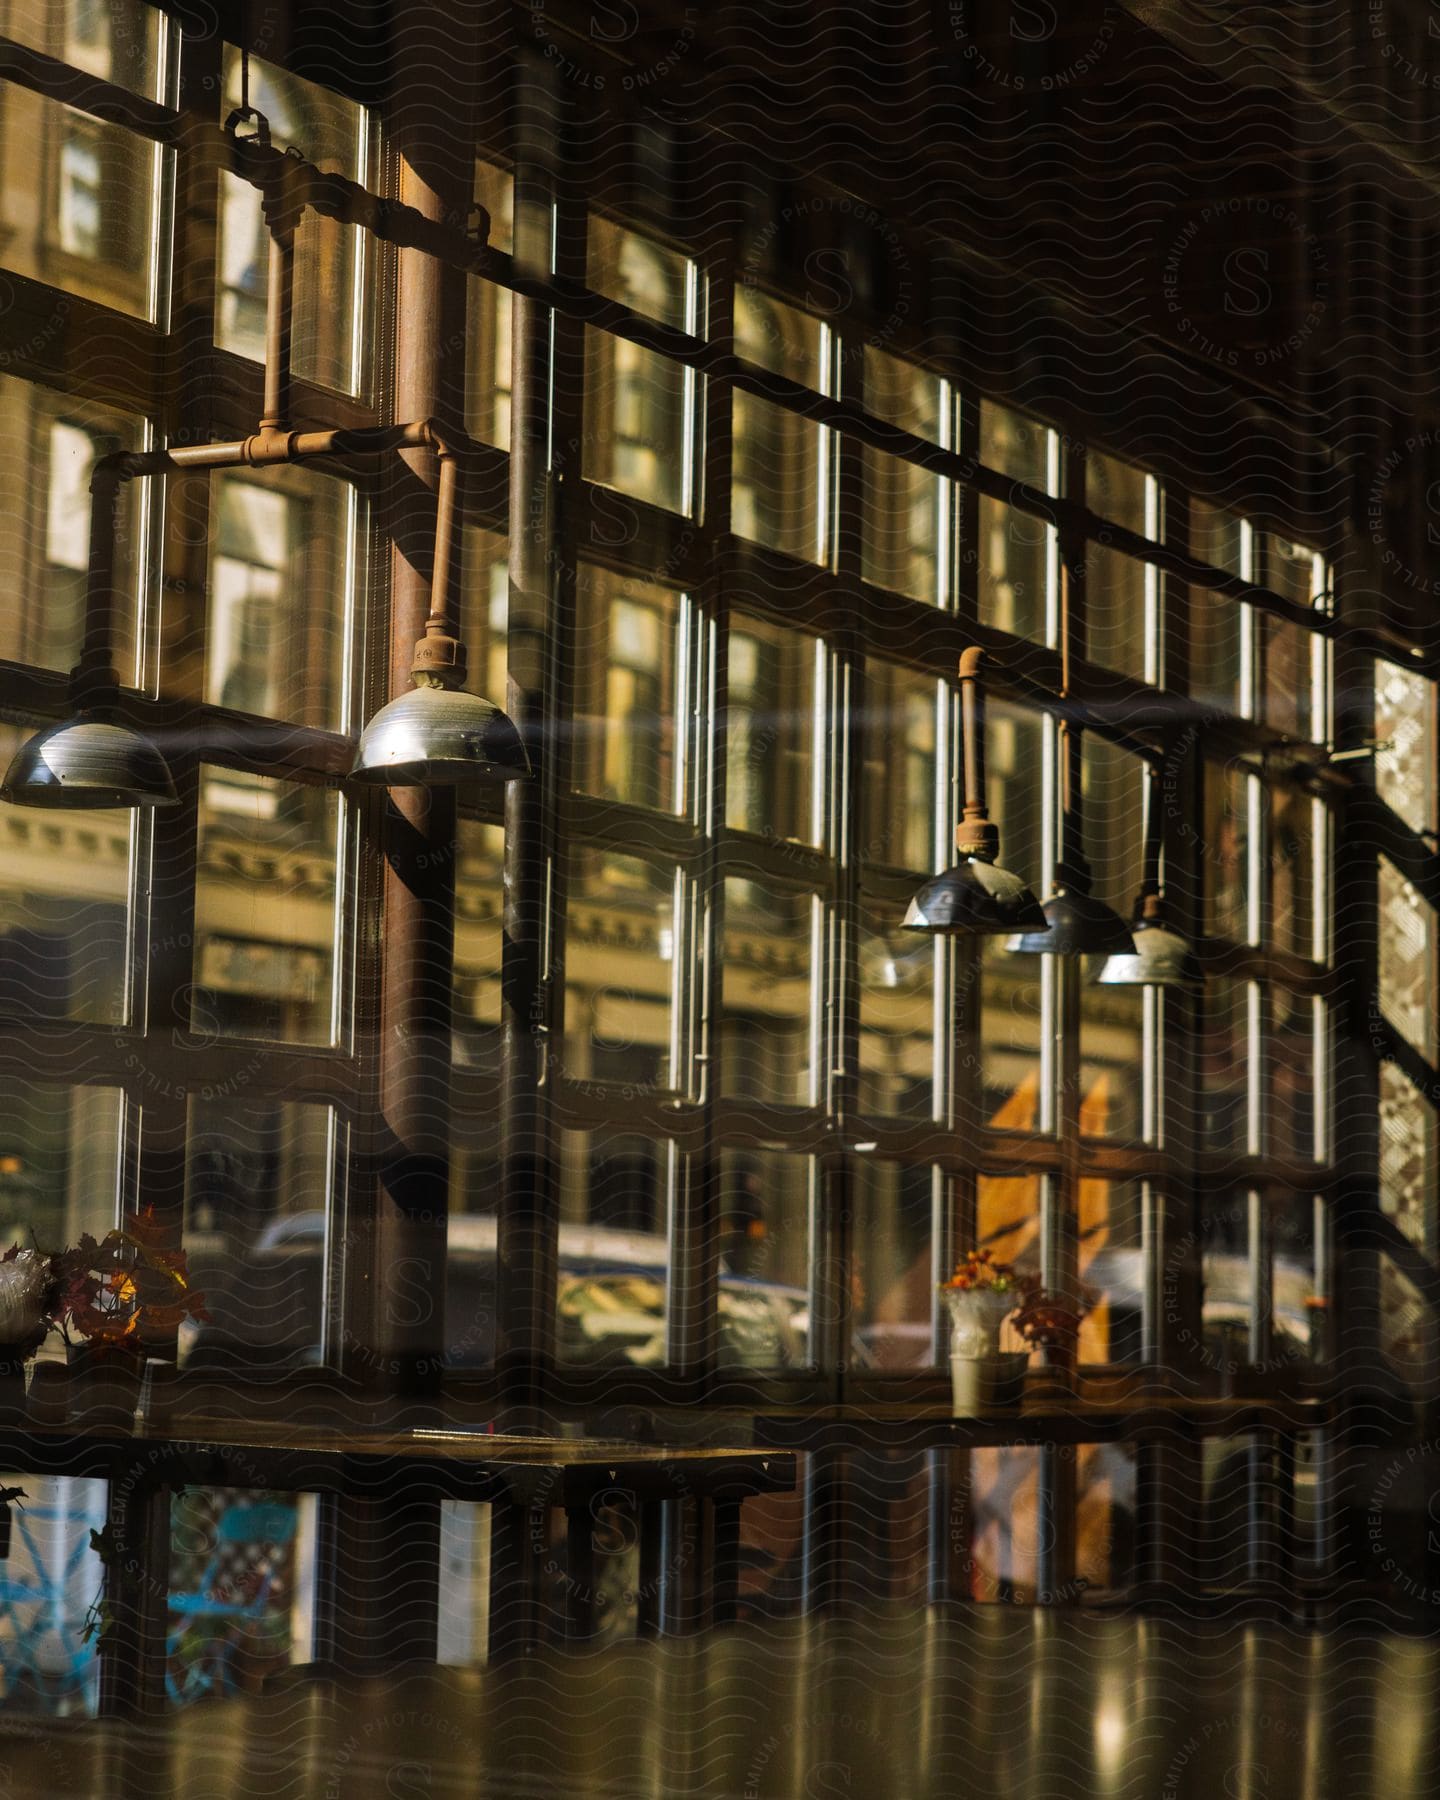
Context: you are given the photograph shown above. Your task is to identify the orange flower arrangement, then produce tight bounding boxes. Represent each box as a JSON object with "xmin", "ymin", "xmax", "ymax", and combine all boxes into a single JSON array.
[
  {"xmin": 939, "ymin": 1249, "xmax": 1024, "ymax": 1295},
  {"xmin": 53, "ymin": 1206, "xmax": 208, "ymax": 1350}
]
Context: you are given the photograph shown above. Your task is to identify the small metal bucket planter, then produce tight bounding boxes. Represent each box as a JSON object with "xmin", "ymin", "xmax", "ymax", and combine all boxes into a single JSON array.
[{"xmin": 944, "ymin": 1287, "xmax": 1027, "ymax": 1413}]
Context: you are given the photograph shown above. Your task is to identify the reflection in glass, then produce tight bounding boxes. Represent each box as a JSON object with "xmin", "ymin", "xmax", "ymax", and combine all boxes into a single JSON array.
[
  {"xmin": 1379, "ymin": 857, "xmax": 1437, "ymax": 1065},
  {"xmin": 6, "ymin": 0, "xmax": 169, "ymax": 98},
  {"xmin": 459, "ymin": 524, "xmax": 508, "ymax": 701},
  {"xmin": 1086, "ymin": 545, "xmax": 1152, "ymax": 682},
  {"xmin": 584, "ymin": 219, "xmax": 694, "ymax": 515},
  {"xmin": 1268, "ymin": 786, "xmax": 1320, "ymax": 960},
  {"xmin": 726, "ymin": 618, "xmax": 817, "ymax": 843},
  {"xmin": 1374, "ymin": 659, "xmax": 1436, "ymax": 836},
  {"xmin": 192, "ymin": 771, "xmax": 341, "ymax": 1046},
  {"xmin": 1380, "ymin": 1063, "xmax": 1436, "ymax": 1254},
  {"xmin": 1075, "ymin": 1442, "xmax": 1137, "ymax": 1593},
  {"xmin": 1199, "ymin": 978, "xmax": 1251, "ymax": 1153},
  {"xmin": 453, "ymin": 820, "xmax": 505, "ymax": 1073},
  {"xmin": 858, "ymin": 898, "xmax": 936, "ymax": 1121},
  {"xmin": 0, "ymin": 1078, "xmax": 120, "ymax": 1250},
  {"xmin": 574, "ymin": 567, "xmax": 680, "ymax": 810},
  {"xmin": 206, "ymin": 468, "xmax": 353, "ymax": 728},
  {"xmin": 0, "ymin": 376, "xmax": 148, "ymax": 678},
  {"xmin": 181, "ymin": 1098, "xmax": 334, "ymax": 1373},
  {"xmin": 218, "ymin": 51, "xmax": 366, "ymax": 395},
  {"xmin": 1269, "ymin": 989, "xmax": 1319, "ymax": 1164},
  {"xmin": 976, "ymin": 498, "xmax": 1050, "ymax": 641},
  {"xmin": 1202, "ymin": 761, "xmax": 1250, "ymax": 943},
  {"xmin": 852, "ymin": 1159, "xmax": 935, "ymax": 1369},
  {"xmin": 715, "ymin": 1148, "xmax": 812, "ymax": 1370},
  {"xmin": 1190, "ymin": 589, "xmax": 1246, "ymax": 715},
  {"xmin": 980, "ymin": 704, "xmax": 1046, "ymax": 1130},
  {"xmin": 557, "ymin": 1127, "xmax": 670, "ymax": 1367},
  {"xmin": 976, "ymin": 1172, "xmax": 1042, "ymax": 1280},
  {"xmin": 1262, "ymin": 613, "xmax": 1322, "ymax": 744},
  {"xmin": 860, "ymin": 347, "xmax": 947, "ymax": 605},
  {"xmin": 1200, "ymin": 1192, "xmax": 1252, "ymax": 1384},
  {"xmin": 1079, "ymin": 983, "xmax": 1144, "ymax": 1143},
  {"xmin": 732, "ymin": 287, "xmax": 827, "ymax": 563},
  {"xmin": 465, "ymin": 161, "xmax": 514, "ymax": 450},
  {"xmin": 0, "ymin": 1470, "xmax": 107, "ymax": 1713},
  {"xmin": 0, "ymin": 86, "xmax": 167, "ymax": 319},
  {"xmin": 0, "ymin": 727, "xmax": 133, "ymax": 1024},
  {"xmin": 719, "ymin": 879, "xmax": 814, "ymax": 1105},
  {"xmin": 861, "ymin": 660, "xmax": 938, "ymax": 871},
  {"xmin": 563, "ymin": 850, "xmax": 675, "ymax": 1092},
  {"xmin": 1078, "ymin": 1178, "xmax": 1143, "ymax": 1364}
]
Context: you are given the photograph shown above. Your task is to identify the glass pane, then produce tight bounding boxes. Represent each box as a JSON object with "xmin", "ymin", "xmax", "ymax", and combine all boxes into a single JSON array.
[
  {"xmin": 452, "ymin": 820, "xmax": 504, "ymax": 1072},
  {"xmin": 980, "ymin": 704, "xmax": 1046, "ymax": 1132},
  {"xmin": 1272, "ymin": 1192, "xmax": 1323, "ymax": 1363},
  {"xmin": 1375, "ymin": 660, "xmax": 1436, "ymax": 836},
  {"xmin": 860, "ymin": 348, "xmax": 946, "ymax": 605},
  {"xmin": 460, "ymin": 523, "xmax": 508, "ymax": 701},
  {"xmin": 979, "ymin": 400, "xmax": 1050, "ymax": 488},
  {"xmin": 1190, "ymin": 590, "xmax": 1246, "ymax": 715},
  {"xmin": 1076, "ymin": 1442, "xmax": 1137, "ymax": 1595},
  {"xmin": 583, "ymin": 219, "xmax": 693, "ymax": 515},
  {"xmin": 557, "ymin": 1127, "xmax": 670, "ymax": 1369},
  {"xmin": 1202, "ymin": 761, "xmax": 1250, "ymax": 942},
  {"xmin": 858, "ymin": 897, "xmax": 935, "ymax": 1121},
  {"xmin": 6, "ymin": 0, "xmax": 168, "ymax": 97},
  {"xmin": 969, "ymin": 1447, "xmax": 1040, "ymax": 1601},
  {"xmin": 1258, "ymin": 533, "xmax": 1324, "ymax": 609},
  {"xmin": 218, "ymin": 51, "xmax": 366, "ymax": 396},
  {"xmin": 732, "ymin": 289, "xmax": 826, "ymax": 564},
  {"xmin": 1268, "ymin": 786, "xmax": 1320, "ymax": 960},
  {"xmin": 1380, "ymin": 1063, "xmax": 1436, "ymax": 1255},
  {"xmin": 1379, "ymin": 1254, "xmax": 1433, "ymax": 1392},
  {"xmin": 166, "ymin": 1488, "xmax": 316, "ymax": 1704},
  {"xmin": 1086, "ymin": 546, "xmax": 1151, "ymax": 680},
  {"xmin": 718, "ymin": 879, "xmax": 814, "ymax": 1105},
  {"xmin": 0, "ymin": 727, "xmax": 133, "ymax": 1024},
  {"xmin": 0, "ymin": 1472, "xmax": 106, "ymax": 1714},
  {"xmin": 852, "ymin": 1160, "xmax": 934, "ymax": 1370},
  {"xmin": 976, "ymin": 497, "xmax": 1050, "ymax": 641},
  {"xmin": 715, "ymin": 1149, "xmax": 811, "ymax": 1371},
  {"xmin": 1078, "ymin": 1178, "xmax": 1143, "ymax": 1364},
  {"xmin": 725, "ymin": 618, "xmax": 817, "ymax": 843},
  {"xmin": 861, "ymin": 661, "xmax": 938, "ymax": 872},
  {"xmin": 1380, "ymin": 858, "xmax": 1437, "ymax": 1064},
  {"xmin": 1201, "ymin": 1193, "xmax": 1252, "ymax": 1384},
  {"xmin": 464, "ymin": 161, "xmax": 514, "ymax": 450},
  {"xmin": 1080, "ymin": 984, "xmax": 1144, "ymax": 1143},
  {"xmin": 0, "ymin": 88, "xmax": 166, "ymax": 318},
  {"xmin": 573, "ymin": 567, "xmax": 681, "ymax": 811},
  {"xmin": 192, "ymin": 771, "xmax": 340, "ymax": 1046},
  {"xmin": 0, "ymin": 1079, "xmax": 120, "ymax": 1251},
  {"xmin": 1190, "ymin": 500, "xmax": 1245, "ymax": 577},
  {"xmin": 0, "ymin": 375, "xmax": 148, "ymax": 678},
  {"xmin": 1199, "ymin": 978, "xmax": 1251, "ymax": 1154},
  {"xmin": 181, "ymin": 1099, "xmax": 333, "ymax": 1375},
  {"xmin": 206, "ymin": 467, "xmax": 354, "ymax": 728},
  {"xmin": 562, "ymin": 851, "xmax": 675, "ymax": 1092},
  {"xmin": 1088, "ymin": 450, "xmax": 1152, "ymax": 536},
  {"xmin": 1269, "ymin": 990, "xmax": 1319, "ymax": 1164},
  {"xmin": 975, "ymin": 1172, "xmax": 1042, "ymax": 1277},
  {"xmin": 1262, "ymin": 613, "xmax": 1321, "ymax": 743}
]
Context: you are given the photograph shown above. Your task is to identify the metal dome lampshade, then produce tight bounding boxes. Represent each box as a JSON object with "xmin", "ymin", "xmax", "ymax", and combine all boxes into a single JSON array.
[
  {"xmin": 2, "ymin": 463, "xmax": 179, "ymax": 811},
  {"xmin": 904, "ymin": 648, "xmax": 1048, "ymax": 936},
  {"xmin": 351, "ymin": 446, "xmax": 531, "ymax": 788},
  {"xmin": 1096, "ymin": 757, "xmax": 1203, "ymax": 988}
]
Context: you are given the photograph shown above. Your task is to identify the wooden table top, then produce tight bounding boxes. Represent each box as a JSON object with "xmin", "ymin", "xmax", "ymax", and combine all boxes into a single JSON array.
[
  {"xmin": 0, "ymin": 1414, "xmax": 796, "ymax": 1503},
  {"xmin": 0, "ymin": 1608, "xmax": 1431, "ymax": 1798},
  {"xmin": 749, "ymin": 1391, "xmax": 1334, "ymax": 1450}
]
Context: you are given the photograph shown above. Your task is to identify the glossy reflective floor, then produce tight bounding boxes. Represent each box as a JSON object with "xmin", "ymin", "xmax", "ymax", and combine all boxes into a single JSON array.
[{"xmin": 1, "ymin": 1608, "xmax": 1435, "ymax": 1798}]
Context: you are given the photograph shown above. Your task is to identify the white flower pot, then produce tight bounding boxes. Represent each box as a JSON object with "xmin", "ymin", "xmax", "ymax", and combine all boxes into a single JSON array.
[{"xmin": 950, "ymin": 1350, "xmax": 1029, "ymax": 1412}]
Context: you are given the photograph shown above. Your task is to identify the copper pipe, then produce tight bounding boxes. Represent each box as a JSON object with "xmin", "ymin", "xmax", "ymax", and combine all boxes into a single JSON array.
[{"xmin": 955, "ymin": 647, "xmax": 1000, "ymax": 862}]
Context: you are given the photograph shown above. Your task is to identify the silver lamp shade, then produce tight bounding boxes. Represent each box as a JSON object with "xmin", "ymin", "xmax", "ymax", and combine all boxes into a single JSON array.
[
  {"xmin": 1095, "ymin": 916, "xmax": 1204, "ymax": 988},
  {"xmin": 1, "ymin": 717, "xmax": 180, "ymax": 809},
  {"xmin": 904, "ymin": 857, "xmax": 1048, "ymax": 936},
  {"xmin": 1004, "ymin": 885, "xmax": 1137, "ymax": 957},
  {"xmin": 350, "ymin": 685, "xmax": 531, "ymax": 787}
]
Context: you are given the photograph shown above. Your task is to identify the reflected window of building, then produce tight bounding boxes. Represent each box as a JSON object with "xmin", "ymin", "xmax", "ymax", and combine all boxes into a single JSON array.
[
  {"xmin": 852, "ymin": 1159, "xmax": 936, "ymax": 1369},
  {"xmin": 465, "ymin": 160, "xmax": 515, "ymax": 450},
  {"xmin": 563, "ymin": 849, "xmax": 676, "ymax": 1094},
  {"xmin": 192, "ymin": 771, "xmax": 342, "ymax": 1047},
  {"xmin": 217, "ymin": 51, "xmax": 368, "ymax": 396},
  {"xmin": 1087, "ymin": 450, "xmax": 1160, "ymax": 683},
  {"xmin": 861, "ymin": 660, "xmax": 939, "ymax": 873},
  {"xmin": 860, "ymin": 347, "xmax": 950, "ymax": 605},
  {"xmin": 0, "ymin": 726, "xmax": 134, "ymax": 1025},
  {"xmin": 976, "ymin": 400, "xmax": 1054, "ymax": 641},
  {"xmin": 557, "ymin": 1127, "xmax": 672, "ymax": 1368},
  {"xmin": 732, "ymin": 286, "xmax": 828, "ymax": 564},
  {"xmin": 574, "ymin": 567, "xmax": 682, "ymax": 812},
  {"xmin": 726, "ymin": 617, "xmax": 818, "ymax": 844},
  {"xmin": 584, "ymin": 218, "xmax": 696, "ymax": 515},
  {"xmin": 206, "ymin": 467, "xmax": 356, "ymax": 730},
  {"xmin": 0, "ymin": 1079, "xmax": 121, "ymax": 1251},
  {"xmin": 718, "ymin": 878, "xmax": 815, "ymax": 1106}
]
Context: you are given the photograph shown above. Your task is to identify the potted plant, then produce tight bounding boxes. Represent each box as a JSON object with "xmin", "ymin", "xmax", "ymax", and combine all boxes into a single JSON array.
[
  {"xmin": 53, "ymin": 1208, "xmax": 207, "ymax": 1431},
  {"xmin": 1012, "ymin": 1287, "xmax": 1089, "ymax": 1397},
  {"xmin": 0, "ymin": 1245, "xmax": 61, "ymax": 1414},
  {"xmin": 940, "ymin": 1251, "xmax": 1031, "ymax": 1411}
]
